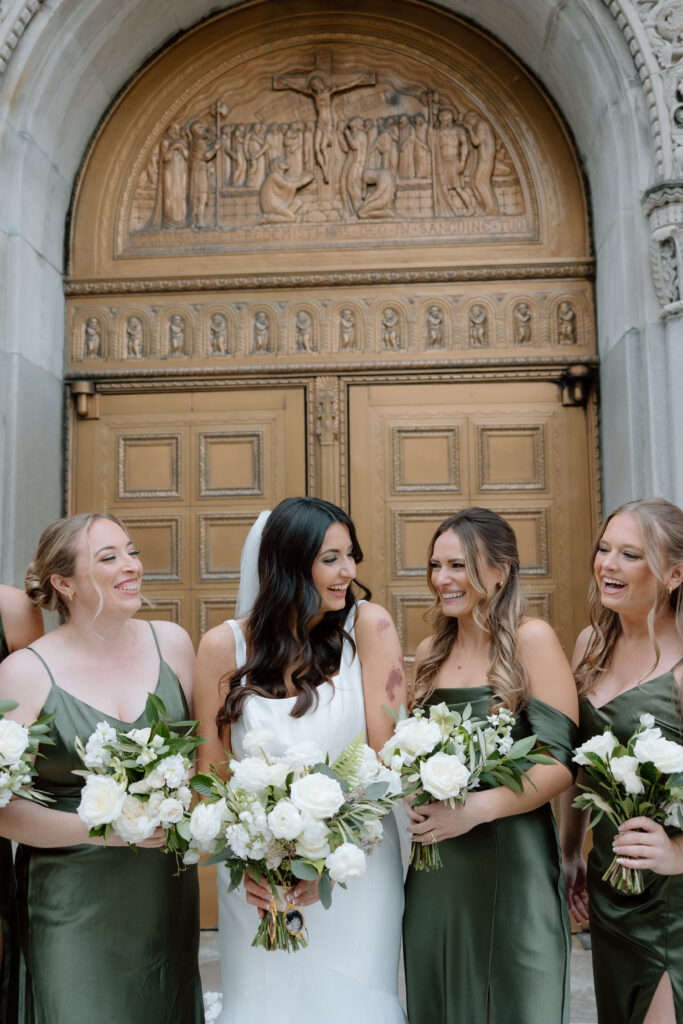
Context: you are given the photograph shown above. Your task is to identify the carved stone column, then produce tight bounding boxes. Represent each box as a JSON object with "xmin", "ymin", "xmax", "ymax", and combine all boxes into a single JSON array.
[
  {"xmin": 313, "ymin": 375, "xmax": 341, "ymax": 505},
  {"xmin": 643, "ymin": 182, "xmax": 683, "ymax": 316}
]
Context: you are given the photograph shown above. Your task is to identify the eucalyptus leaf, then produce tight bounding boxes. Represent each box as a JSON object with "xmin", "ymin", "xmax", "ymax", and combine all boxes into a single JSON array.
[
  {"xmin": 318, "ymin": 870, "xmax": 333, "ymax": 909},
  {"xmin": 0, "ymin": 699, "xmax": 19, "ymax": 714},
  {"xmin": 364, "ymin": 781, "xmax": 389, "ymax": 800},
  {"xmin": 291, "ymin": 859, "xmax": 320, "ymax": 881}
]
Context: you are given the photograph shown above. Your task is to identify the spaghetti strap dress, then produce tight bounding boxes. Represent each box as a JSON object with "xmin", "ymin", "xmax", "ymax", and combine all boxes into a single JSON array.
[
  {"xmin": 214, "ymin": 604, "xmax": 406, "ymax": 1024},
  {"xmin": 15, "ymin": 622, "xmax": 204, "ymax": 1024},
  {"xmin": 579, "ymin": 665, "xmax": 683, "ymax": 1024},
  {"xmin": 0, "ymin": 613, "xmax": 21, "ymax": 1024},
  {"xmin": 403, "ymin": 685, "xmax": 577, "ymax": 1024}
]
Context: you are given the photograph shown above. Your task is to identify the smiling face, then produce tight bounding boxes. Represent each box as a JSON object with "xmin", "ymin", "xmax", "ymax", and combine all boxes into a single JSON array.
[
  {"xmin": 310, "ymin": 521, "xmax": 356, "ymax": 618},
  {"xmin": 63, "ymin": 518, "xmax": 143, "ymax": 619},
  {"xmin": 429, "ymin": 528, "xmax": 500, "ymax": 620},
  {"xmin": 593, "ymin": 513, "xmax": 659, "ymax": 617}
]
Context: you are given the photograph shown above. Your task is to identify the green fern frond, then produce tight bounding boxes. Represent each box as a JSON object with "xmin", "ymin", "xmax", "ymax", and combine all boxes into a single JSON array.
[{"xmin": 331, "ymin": 732, "xmax": 367, "ymax": 785}]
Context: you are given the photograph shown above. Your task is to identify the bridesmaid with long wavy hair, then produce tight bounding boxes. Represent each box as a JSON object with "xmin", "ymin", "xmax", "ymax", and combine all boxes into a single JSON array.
[
  {"xmin": 0, "ymin": 586, "xmax": 43, "ymax": 1023},
  {"xmin": 403, "ymin": 507, "xmax": 578, "ymax": 1024},
  {"xmin": 561, "ymin": 498, "xmax": 683, "ymax": 1024}
]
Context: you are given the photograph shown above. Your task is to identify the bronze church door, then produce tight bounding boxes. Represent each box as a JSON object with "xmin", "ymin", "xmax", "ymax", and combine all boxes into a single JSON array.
[{"xmin": 65, "ymin": 0, "xmax": 600, "ymax": 925}]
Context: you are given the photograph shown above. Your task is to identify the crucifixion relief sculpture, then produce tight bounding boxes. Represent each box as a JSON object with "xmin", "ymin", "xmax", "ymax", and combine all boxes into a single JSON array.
[{"xmin": 131, "ymin": 45, "xmax": 526, "ymax": 241}]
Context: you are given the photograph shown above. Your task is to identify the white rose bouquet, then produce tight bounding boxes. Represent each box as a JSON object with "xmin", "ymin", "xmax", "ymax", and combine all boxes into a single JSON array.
[
  {"xmin": 572, "ymin": 713, "xmax": 683, "ymax": 894},
  {"xmin": 0, "ymin": 699, "xmax": 54, "ymax": 807},
  {"xmin": 188, "ymin": 731, "xmax": 401, "ymax": 952},
  {"xmin": 74, "ymin": 693, "xmax": 204, "ymax": 867},
  {"xmin": 380, "ymin": 701, "xmax": 556, "ymax": 870}
]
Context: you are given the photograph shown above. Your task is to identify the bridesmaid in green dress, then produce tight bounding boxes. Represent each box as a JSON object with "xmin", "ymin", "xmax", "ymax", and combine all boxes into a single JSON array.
[
  {"xmin": 0, "ymin": 586, "xmax": 43, "ymax": 1024},
  {"xmin": 403, "ymin": 507, "xmax": 579, "ymax": 1024},
  {"xmin": 0, "ymin": 514, "xmax": 204, "ymax": 1024},
  {"xmin": 561, "ymin": 499, "xmax": 683, "ymax": 1024}
]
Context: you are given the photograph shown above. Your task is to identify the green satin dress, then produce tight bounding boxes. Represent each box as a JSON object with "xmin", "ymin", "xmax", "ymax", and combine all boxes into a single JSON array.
[
  {"xmin": 16, "ymin": 624, "xmax": 204, "ymax": 1024},
  {"xmin": 0, "ymin": 613, "xmax": 21, "ymax": 1024},
  {"xmin": 403, "ymin": 685, "xmax": 577, "ymax": 1024},
  {"xmin": 579, "ymin": 667, "xmax": 683, "ymax": 1024}
]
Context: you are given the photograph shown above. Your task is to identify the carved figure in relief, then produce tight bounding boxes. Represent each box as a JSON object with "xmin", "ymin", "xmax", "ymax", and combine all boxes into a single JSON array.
[
  {"xmin": 245, "ymin": 123, "xmax": 269, "ymax": 189},
  {"xmin": 513, "ymin": 302, "xmax": 532, "ymax": 345},
  {"xmin": 463, "ymin": 110, "xmax": 498, "ymax": 215},
  {"xmin": 339, "ymin": 117, "xmax": 369, "ymax": 215},
  {"xmin": 303, "ymin": 121, "xmax": 315, "ymax": 171},
  {"xmin": 426, "ymin": 306, "xmax": 444, "ymax": 348},
  {"xmin": 209, "ymin": 313, "xmax": 228, "ymax": 354},
  {"xmin": 382, "ymin": 308, "xmax": 400, "ymax": 349},
  {"xmin": 273, "ymin": 68, "xmax": 376, "ymax": 185},
  {"xmin": 227, "ymin": 124, "xmax": 248, "ymax": 187},
  {"xmin": 126, "ymin": 316, "xmax": 144, "ymax": 358},
  {"xmin": 413, "ymin": 112, "xmax": 432, "ymax": 178},
  {"xmin": 357, "ymin": 167, "xmax": 398, "ymax": 220},
  {"xmin": 469, "ymin": 304, "xmax": 488, "ymax": 347},
  {"xmin": 295, "ymin": 310, "xmax": 313, "ymax": 351},
  {"xmin": 660, "ymin": 237, "xmax": 681, "ymax": 303},
  {"xmin": 154, "ymin": 122, "xmax": 189, "ymax": 227},
  {"xmin": 219, "ymin": 126, "xmax": 233, "ymax": 187},
  {"xmin": 398, "ymin": 114, "xmax": 416, "ymax": 179},
  {"xmin": 374, "ymin": 117, "xmax": 400, "ymax": 175},
  {"xmin": 434, "ymin": 108, "xmax": 474, "ymax": 216},
  {"xmin": 188, "ymin": 121, "xmax": 218, "ymax": 228},
  {"xmin": 259, "ymin": 157, "xmax": 314, "ymax": 223},
  {"xmin": 253, "ymin": 311, "xmax": 271, "ymax": 353},
  {"xmin": 168, "ymin": 314, "xmax": 187, "ymax": 356},
  {"xmin": 339, "ymin": 308, "xmax": 357, "ymax": 350},
  {"xmin": 84, "ymin": 316, "xmax": 102, "ymax": 359},
  {"xmin": 283, "ymin": 121, "xmax": 305, "ymax": 178},
  {"xmin": 557, "ymin": 301, "xmax": 577, "ymax": 344},
  {"xmin": 266, "ymin": 122, "xmax": 284, "ymax": 164}
]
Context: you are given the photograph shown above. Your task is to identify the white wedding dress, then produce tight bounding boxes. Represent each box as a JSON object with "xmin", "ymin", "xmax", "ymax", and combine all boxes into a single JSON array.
[{"xmin": 214, "ymin": 605, "xmax": 406, "ymax": 1024}]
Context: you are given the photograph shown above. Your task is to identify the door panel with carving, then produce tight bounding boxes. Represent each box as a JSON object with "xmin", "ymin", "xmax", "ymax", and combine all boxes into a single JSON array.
[{"xmin": 348, "ymin": 381, "xmax": 593, "ymax": 669}]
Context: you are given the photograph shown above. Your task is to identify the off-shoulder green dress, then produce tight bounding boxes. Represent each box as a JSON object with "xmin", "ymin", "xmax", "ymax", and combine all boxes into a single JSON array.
[
  {"xmin": 15, "ymin": 624, "xmax": 204, "ymax": 1024},
  {"xmin": 0, "ymin": 613, "xmax": 20, "ymax": 1024},
  {"xmin": 579, "ymin": 666, "xmax": 683, "ymax": 1024},
  {"xmin": 403, "ymin": 685, "xmax": 577, "ymax": 1024}
]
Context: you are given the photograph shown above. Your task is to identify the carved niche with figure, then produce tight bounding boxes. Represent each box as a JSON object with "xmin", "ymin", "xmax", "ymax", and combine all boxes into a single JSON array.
[{"xmin": 121, "ymin": 43, "xmax": 533, "ymax": 256}]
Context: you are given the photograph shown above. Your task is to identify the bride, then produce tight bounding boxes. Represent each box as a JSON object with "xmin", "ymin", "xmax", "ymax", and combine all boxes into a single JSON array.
[{"xmin": 194, "ymin": 497, "xmax": 407, "ymax": 1023}]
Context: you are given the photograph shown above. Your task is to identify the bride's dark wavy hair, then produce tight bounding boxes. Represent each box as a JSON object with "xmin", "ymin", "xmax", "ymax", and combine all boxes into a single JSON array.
[{"xmin": 217, "ymin": 497, "xmax": 371, "ymax": 733}]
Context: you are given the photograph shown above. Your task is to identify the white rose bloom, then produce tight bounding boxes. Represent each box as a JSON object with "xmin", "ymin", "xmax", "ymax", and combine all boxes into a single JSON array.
[
  {"xmin": 189, "ymin": 798, "xmax": 227, "ymax": 848},
  {"xmin": 634, "ymin": 730, "xmax": 683, "ymax": 774},
  {"xmin": 295, "ymin": 817, "xmax": 331, "ymax": 860},
  {"xmin": 283, "ymin": 740, "xmax": 325, "ymax": 769},
  {"xmin": 379, "ymin": 736, "xmax": 397, "ymax": 766},
  {"xmin": 146, "ymin": 768, "xmax": 165, "ymax": 789},
  {"xmin": 229, "ymin": 757, "xmax": 285, "ymax": 794},
  {"xmin": 610, "ymin": 755, "xmax": 645, "ymax": 795},
  {"xmin": 157, "ymin": 754, "xmax": 188, "ymax": 789},
  {"xmin": 183, "ymin": 848, "xmax": 201, "ymax": 865},
  {"xmin": 290, "ymin": 773, "xmax": 345, "ymax": 820},
  {"xmin": 151, "ymin": 735, "xmax": 165, "ymax": 749},
  {"xmin": 242, "ymin": 728, "xmax": 274, "ymax": 756},
  {"xmin": 572, "ymin": 731, "xmax": 618, "ymax": 765},
  {"xmin": 177, "ymin": 785, "xmax": 192, "ymax": 810},
  {"xmin": 128, "ymin": 778, "xmax": 152, "ymax": 795},
  {"xmin": 420, "ymin": 752, "xmax": 471, "ymax": 800},
  {"xmin": 0, "ymin": 720, "xmax": 30, "ymax": 765},
  {"xmin": 224, "ymin": 822, "xmax": 251, "ymax": 859},
  {"xmin": 158, "ymin": 797, "xmax": 185, "ymax": 826},
  {"xmin": 113, "ymin": 796, "xmax": 157, "ymax": 844},
  {"xmin": 325, "ymin": 843, "xmax": 367, "ymax": 883},
  {"xmin": 267, "ymin": 800, "xmax": 304, "ymax": 840},
  {"xmin": 357, "ymin": 746, "xmax": 383, "ymax": 786},
  {"xmin": 78, "ymin": 775, "xmax": 127, "ymax": 827},
  {"xmin": 639, "ymin": 713, "xmax": 656, "ymax": 729},
  {"xmin": 125, "ymin": 726, "xmax": 151, "ymax": 745},
  {"xmin": 393, "ymin": 717, "xmax": 442, "ymax": 757}
]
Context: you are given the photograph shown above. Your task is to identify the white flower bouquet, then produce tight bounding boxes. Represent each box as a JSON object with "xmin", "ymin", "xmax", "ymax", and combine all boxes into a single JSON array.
[
  {"xmin": 74, "ymin": 693, "xmax": 204, "ymax": 866},
  {"xmin": 572, "ymin": 713, "xmax": 683, "ymax": 894},
  {"xmin": 0, "ymin": 699, "xmax": 54, "ymax": 807},
  {"xmin": 188, "ymin": 731, "xmax": 401, "ymax": 952},
  {"xmin": 380, "ymin": 702, "xmax": 556, "ymax": 870}
]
